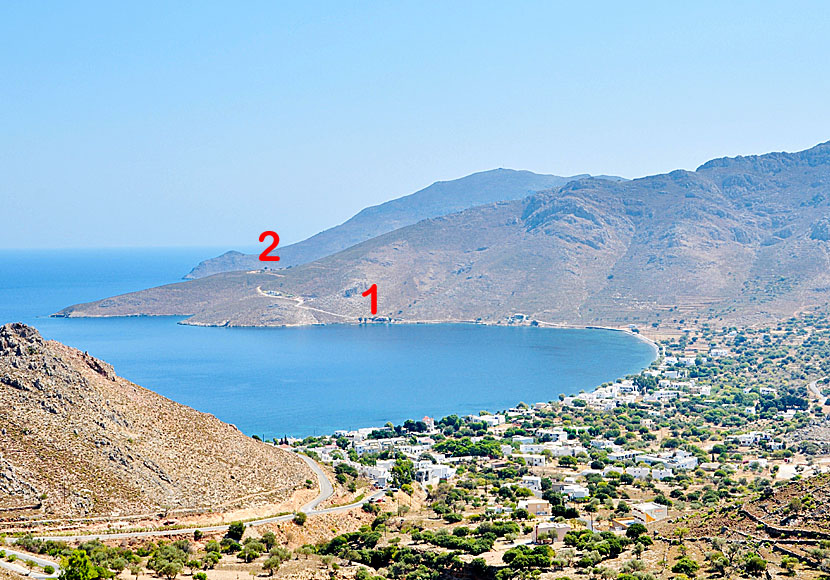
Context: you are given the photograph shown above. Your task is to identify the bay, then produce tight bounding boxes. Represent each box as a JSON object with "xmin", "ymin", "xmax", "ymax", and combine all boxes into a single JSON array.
[{"xmin": 0, "ymin": 248, "xmax": 656, "ymax": 438}]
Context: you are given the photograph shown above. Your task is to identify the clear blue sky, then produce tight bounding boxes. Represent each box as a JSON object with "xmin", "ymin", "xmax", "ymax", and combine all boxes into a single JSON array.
[{"xmin": 3, "ymin": 1, "xmax": 829, "ymax": 249}]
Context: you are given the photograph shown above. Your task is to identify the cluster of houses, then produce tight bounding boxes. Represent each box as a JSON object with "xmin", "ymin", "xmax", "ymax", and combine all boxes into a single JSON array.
[
  {"xmin": 558, "ymin": 373, "xmax": 715, "ymax": 411},
  {"xmin": 290, "ymin": 344, "xmax": 814, "ymax": 544}
]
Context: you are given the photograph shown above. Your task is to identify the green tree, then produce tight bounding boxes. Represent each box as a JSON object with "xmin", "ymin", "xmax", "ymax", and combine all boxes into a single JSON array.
[
  {"xmin": 262, "ymin": 556, "xmax": 281, "ymax": 576},
  {"xmin": 293, "ymin": 512, "xmax": 307, "ymax": 526},
  {"xmin": 707, "ymin": 551, "xmax": 729, "ymax": 576},
  {"xmin": 60, "ymin": 550, "xmax": 96, "ymax": 580},
  {"xmin": 391, "ymin": 457, "xmax": 415, "ymax": 487},
  {"xmin": 128, "ymin": 564, "xmax": 141, "ymax": 580},
  {"xmin": 743, "ymin": 554, "xmax": 766, "ymax": 576},
  {"xmin": 260, "ymin": 532, "xmax": 276, "ymax": 550},
  {"xmin": 159, "ymin": 561, "xmax": 182, "ymax": 580},
  {"xmin": 226, "ymin": 521, "xmax": 245, "ymax": 542},
  {"xmin": 780, "ymin": 554, "xmax": 798, "ymax": 576},
  {"xmin": 626, "ymin": 523, "xmax": 648, "ymax": 540},
  {"xmin": 672, "ymin": 556, "xmax": 700, "ymax": 577}
]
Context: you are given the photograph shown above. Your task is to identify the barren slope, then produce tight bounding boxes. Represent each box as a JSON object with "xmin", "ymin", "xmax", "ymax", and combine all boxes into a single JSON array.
[
  {"xmin": 184, "ymin": 168, "xmax": 597, "ymax": 278},
  {"xmin": 0, "ymin": 323, "xmax": 312, "ymax": 517},
  {"xmin": 57, "ymin": 141, "xmax": 830, "ymax": 327}
]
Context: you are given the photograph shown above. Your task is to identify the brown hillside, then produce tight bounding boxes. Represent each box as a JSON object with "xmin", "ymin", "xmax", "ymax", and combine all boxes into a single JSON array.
[
  {"xmin": 56, "ymin": 141, "xmax": 830, "ymax": 328},
  {"xmin": 0, "ymin": 323, "xmax": 311, "ymax": 518}
]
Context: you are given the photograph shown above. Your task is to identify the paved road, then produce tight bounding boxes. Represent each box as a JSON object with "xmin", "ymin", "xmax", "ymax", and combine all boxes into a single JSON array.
[
  {"xmin": 0, "ymin": 548, "xmax": 59, "ymax": 579},
  {"xmin": 35, "ymin": 455, "xmax": 383, "ymax": 542},
  {"xmin": 808, "ymin": 376, "xmax": 828, "ymax": 405}
]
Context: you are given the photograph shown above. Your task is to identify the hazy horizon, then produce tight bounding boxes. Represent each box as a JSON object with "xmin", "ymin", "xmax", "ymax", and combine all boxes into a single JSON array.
[{"xmin": 3, "ymin": 1, "xmax": 830, "ymax": 249}]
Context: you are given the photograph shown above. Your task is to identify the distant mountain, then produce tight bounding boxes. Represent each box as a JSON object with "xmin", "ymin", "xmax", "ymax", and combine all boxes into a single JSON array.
[
  {"xmin": 0, "ymin": 323, "xmax": 310, "ymax": 517},
  {"xmin": 185, "ymin": 169, "xmax": 616, "ymax": 278},
  {"xmin": 57, "ymin": 141, "xmax": 830, "ymax": 328}
]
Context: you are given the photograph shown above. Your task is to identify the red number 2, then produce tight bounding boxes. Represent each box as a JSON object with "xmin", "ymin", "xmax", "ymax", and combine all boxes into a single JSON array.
[
  {"xmin": 362, "ymin": 284, "xmax": 378, "ymax": 315},
  {"xmin": 258, "ymin": 231, "xmax": 280, "ymax": 261}
]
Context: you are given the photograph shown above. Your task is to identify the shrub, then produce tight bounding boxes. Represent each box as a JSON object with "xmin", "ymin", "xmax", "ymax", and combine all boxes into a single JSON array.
[
  {"xmin": 671, "ymin": 556, "xmax": 700, "ymax": 576},
  {"xmin": 226, "ymin": 521, "xmax": 245, "ymax": 541}
]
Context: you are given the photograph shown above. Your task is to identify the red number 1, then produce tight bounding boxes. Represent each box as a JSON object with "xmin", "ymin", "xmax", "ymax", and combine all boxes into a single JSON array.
[{"xmin": 362, "ymin": 284, "xmax": 378, "ymax": 315}]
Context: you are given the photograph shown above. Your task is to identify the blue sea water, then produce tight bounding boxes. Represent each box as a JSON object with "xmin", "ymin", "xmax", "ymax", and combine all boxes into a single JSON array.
[{"xmin": 0, "ymin": 248, "xmax": 656, "ymax": 438}]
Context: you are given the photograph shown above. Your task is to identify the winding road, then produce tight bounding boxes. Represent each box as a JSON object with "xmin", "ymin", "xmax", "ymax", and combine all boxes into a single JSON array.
[
  {"xmin": 34, "ymin": 455, "xmax": 384, "ymax": 542},
  {"xmin": 808, "ymin": 376, "xmax": 828, "ymax": 405},
  {"xmin": 255, "ymin": 287, "xmax": 356, "ymax": 321},
  {"xmin": 0, "ymin": 549, "xmax": 59, "ymax": 579}
]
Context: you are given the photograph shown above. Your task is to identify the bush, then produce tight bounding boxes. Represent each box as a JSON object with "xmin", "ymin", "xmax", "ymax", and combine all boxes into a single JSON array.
[
  {"xmin": 671, "ymin": 556, "xmax": 700, "ymax": 576},
  {"xmin": 226, "ymin": 521, "xmax": 245, "ymax": 541},
  {"xmin": 220, "ymin": 538, "xmax": 242, "ymax": 553},
  {"xmin": 625, "ymin": 523, "xmax": 648, "ymax": 540},
  {"xmin": 743, "ymin": 554, "xmax": 767, "ymax": 576},
  {"xmin": 293, "ymin": 512, "xmax": 307, "ymax": 526}
]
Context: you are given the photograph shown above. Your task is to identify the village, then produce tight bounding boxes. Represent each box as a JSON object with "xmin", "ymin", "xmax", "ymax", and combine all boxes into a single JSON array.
[
  {"xmin": 7, "ymin": 317, "xmax": 830, "ymax": 579},
  {"xmin": 274, "ymin": 317, "xmax": 830, "ymax": 577}
]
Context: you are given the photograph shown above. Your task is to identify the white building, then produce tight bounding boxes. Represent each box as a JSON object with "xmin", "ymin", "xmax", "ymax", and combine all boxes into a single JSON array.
[
  {"xmin": 635, "ymin": 450, "xmax": 698, "ymax": 470},
  {"xmin": 608, "ymin": 450, "xmax": 639, "ymax": 462},
  {"xmin": 471, "ymin": 414, "xmax": 506, "ymax": 428},
  {"xmin": 626, "ymin": 467, "xmax": 651, "ymax": 480},
  {"xmin": 521, "ymin": 475, "xmax": 542, "ymax": 492},
  {"xmin": 537, "ymin": 428, "xmax": 570, "ymax": 443},
  {"xmin": 561, "ymin": 484, "xmax": 589, "ymax": 499},
  {"xmin": 651, "ymin": 468, "xmax": 674, "ymax": 480},
  {"xmin": 415, "ymin": 463, "xmax": 456, "ymax": 485},
  {"xmin": 513, "ymin": 453, "xmax": 546, "ymax": 467},
  {"xmin": 731, "ymin": 431, "xmax": 772, "ymax": 447},
  {"xmin": 632, "ymin": 502, "xmax": 668, "ymax": 523}
]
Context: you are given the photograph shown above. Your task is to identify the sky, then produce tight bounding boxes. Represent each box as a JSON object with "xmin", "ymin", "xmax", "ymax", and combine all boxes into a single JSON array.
[{"xmin": 2, "ymin": 1, "xmax": 830, "ymax": 249}]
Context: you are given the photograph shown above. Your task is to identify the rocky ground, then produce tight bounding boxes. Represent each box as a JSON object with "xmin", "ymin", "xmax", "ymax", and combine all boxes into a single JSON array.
[{"xmin": 0, "ymin": 323, "xmax": 312, "ymax": 519}]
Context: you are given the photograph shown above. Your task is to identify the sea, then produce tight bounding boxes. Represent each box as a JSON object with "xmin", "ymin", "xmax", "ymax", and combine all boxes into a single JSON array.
[{"xmin": 0, "ymin": 248, "xmax": 657, "ymax": 439}]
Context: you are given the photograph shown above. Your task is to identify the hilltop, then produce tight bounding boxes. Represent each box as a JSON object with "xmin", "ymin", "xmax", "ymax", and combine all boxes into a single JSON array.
[
  {"xmin": 57, "ymin": 141, "xmax": 830, "ymax": 328},
  {"xmin": 0, "ymin": 323, "xmax": 311, "ymax": 517},
  {"xmin": 184, "ymin": 168, "xmax": 607, "ymax": 278}
]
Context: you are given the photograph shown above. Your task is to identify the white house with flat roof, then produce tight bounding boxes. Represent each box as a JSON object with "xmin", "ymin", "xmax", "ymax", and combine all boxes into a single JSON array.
[
  {"xmin": 415, "ymin": 463, "xmax": 456, "ymax": 486},
  {"xmin": 562, "ymin": 484, "xmax": 589, "ymax": 499},
  {"xmin": 513, "ymin": 453, "xmax": 546, "ymax": 467},
  {"xmin": 632, "ymin": 502, "xmax": 668, "ymax": 523},
  {"xmin": 521, "ymin": 475, "xmax": 542, "ymax": 492}
]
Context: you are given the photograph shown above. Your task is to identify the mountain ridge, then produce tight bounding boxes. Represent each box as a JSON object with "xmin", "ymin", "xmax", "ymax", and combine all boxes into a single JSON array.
[
  {"xmin": 57, "ymin": 141, "xmax": 830, "ymax": 329},
  {"xmin": 185, "ymin": 168, "xmax": 622, "ymax": 279}
]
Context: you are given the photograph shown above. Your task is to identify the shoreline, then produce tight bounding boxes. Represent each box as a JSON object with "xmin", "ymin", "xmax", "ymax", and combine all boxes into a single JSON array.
[
  {"xmin": 43, "ymin": 313, "xmax": 660, "ymax": 440},
  {"xmin": 287, "ymin": 323, "xmax": 660, "ymax": 441}
]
